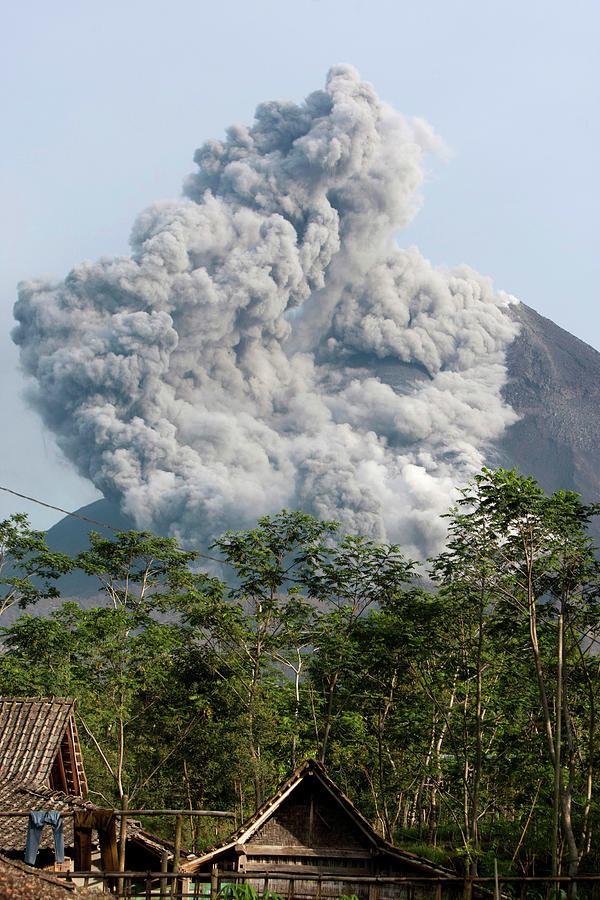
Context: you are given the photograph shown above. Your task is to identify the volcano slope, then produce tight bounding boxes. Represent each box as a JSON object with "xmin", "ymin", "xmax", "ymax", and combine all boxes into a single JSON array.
[{"xmin": 498, "ymin": 301, "xmax": 600, "ymax": 502}]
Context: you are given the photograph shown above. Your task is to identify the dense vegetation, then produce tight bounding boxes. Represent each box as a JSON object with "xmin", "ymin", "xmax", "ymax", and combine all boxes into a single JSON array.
[{"xmin": 1, "ymin": 469, "xmax": 600, "ymax": 880}]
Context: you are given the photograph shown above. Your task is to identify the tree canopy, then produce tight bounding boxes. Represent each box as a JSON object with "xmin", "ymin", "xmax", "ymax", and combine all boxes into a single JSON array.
[{"xmin": 1, "ymin": 470, "xmax": 600, "ymax": 875}]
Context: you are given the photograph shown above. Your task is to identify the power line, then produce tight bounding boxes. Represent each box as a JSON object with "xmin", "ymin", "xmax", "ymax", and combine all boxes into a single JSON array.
[
  {"xmin": 0, "ymin": 485, "xmax": 128, "ymax": 532},
  {"xmin": 0, "ymin": 484, "xmax": 228, "ymax": 567}
]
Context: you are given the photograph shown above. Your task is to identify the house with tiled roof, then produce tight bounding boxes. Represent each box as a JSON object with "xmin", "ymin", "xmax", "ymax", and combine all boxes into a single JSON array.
[
  {"xmin": 0, "ymin": 698, "xmax": 88, "ymax": 862},
  {"xmin": 0, "ymin": 697, "xmax": 185, "ymax": 878}
]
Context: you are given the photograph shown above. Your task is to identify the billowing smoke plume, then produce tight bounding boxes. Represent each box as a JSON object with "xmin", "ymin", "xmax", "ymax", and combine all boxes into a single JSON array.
[{"xmin": 13, "ymin": 65, "xmax": 519, "ymax": 559}]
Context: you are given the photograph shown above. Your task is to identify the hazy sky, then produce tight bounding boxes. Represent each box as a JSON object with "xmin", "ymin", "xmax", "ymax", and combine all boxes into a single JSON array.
[{"xmin": 1, "ymin": 0, "xmax": 598, "ymax": 528}]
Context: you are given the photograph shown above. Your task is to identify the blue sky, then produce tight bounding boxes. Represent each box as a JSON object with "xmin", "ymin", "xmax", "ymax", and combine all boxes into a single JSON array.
[{"xmin": 1, "ymin": 0, "xmax": 598, "ymax": 528}]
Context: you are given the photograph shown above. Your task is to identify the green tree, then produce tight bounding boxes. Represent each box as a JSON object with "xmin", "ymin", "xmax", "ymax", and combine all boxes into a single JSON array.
[
  {"xmin": 76, "ymin": 529, "xmax": 198, "ymax": 610},
  {"xmin": 179, "ymin": 511, "xmax": 339, "ymax": 809},
  {"xmin": 0, "ymin": 513, "xmax": 73, "ymax": 618},
  {"xmin": 0, "ymin": 600, "xmax": 201, "ymax": 807},
  {"xmin": 303, "ymin": 536, "xmax": 417, "ymax": 765},
  {"xmin": 434, "ymin": 469, "xmax": 600, "ymax": 875},
  {"xmin": 72, "ymin": 530, "xmax": 202, "ymax": 801}
]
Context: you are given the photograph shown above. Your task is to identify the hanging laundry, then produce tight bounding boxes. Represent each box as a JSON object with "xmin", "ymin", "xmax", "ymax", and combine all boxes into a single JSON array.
[{"xmin": 24, "ymin": 810, "xmax": 65, "ymax": 865}]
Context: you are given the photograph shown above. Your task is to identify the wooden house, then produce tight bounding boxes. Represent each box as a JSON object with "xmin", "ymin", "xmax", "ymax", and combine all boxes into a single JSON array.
[{"xmin": 182, "ymin": 759, "xmax": 458, "ymax": 899}]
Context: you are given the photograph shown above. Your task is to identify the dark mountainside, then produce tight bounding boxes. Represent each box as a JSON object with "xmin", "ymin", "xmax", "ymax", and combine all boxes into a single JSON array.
[
  {"xmin": 498, "ymin": 302, "xmax": 600, "ymax": 500},
  {"xmin": 43, "ymin": 498, "xmax": 136, "ymax": 605},
  {"xmin": 0, "ymin": 500, "xmax": 136, "ymax": 625},
  {"xmin": 8, "ymin": 298, "xmax": 592, "ymax": 619}
]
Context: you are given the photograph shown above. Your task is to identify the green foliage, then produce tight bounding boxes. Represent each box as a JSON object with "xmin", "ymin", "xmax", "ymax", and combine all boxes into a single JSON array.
[
  {"xmin": 217, "ymin": 885, "xmax": 285, "ymax": 900},
  {"xmin": 217, "ymin": 884, "xmax": 259, "ymax": 900},
  {"xmin": 2, "ymin": 474, "xmax": 600, "ymax": 877},
  {"xmin": 76, "ymin": 529, "xmax": 198, "ymax": 609},
  {"xmin": 0, "ymin": 512, "xmax": 74, "ymax": 617}
]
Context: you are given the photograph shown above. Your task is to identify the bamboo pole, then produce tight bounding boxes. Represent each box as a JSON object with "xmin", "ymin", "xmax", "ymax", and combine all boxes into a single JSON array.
[
  {"xmin": 170, "ymin": 813, "xmax": 183, "ymax": 900},
  {"xmin": 0, "ymin": 809, "xmax": 233, "ymax": 817},
  {"xmin": 117, "ymin": 793, "xmax": 128, "ymax": 898},
  {"xmin": 160, "ymin": 849, "xmax": 169, "ymax": 900}
]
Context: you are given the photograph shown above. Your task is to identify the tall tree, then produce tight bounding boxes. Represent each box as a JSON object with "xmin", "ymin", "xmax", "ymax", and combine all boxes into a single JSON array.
[
  {"xmin": 180, "ymin": 511, "xmax": 338, "ymax": 809},
  {"xmin": 303, "ymin": 536, "xmax": 417, "ymax": 764},
  {"xmin": 434, "ymin": 469, "xmax": 600, "ymax": 875},
  {"xmin": 76, "ymin": 529, "xmax": 198, "ymax": 610}
]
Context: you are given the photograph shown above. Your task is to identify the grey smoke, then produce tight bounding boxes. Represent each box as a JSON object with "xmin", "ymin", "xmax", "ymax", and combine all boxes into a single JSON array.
[{"xmin": 13, "ymin": 65, "xmax": 520, "ymax": 559}]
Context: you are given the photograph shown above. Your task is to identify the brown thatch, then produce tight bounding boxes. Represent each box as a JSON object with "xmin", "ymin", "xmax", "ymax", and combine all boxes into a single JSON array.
[{"xmin": 0, "ymin": 698, "xmax": 185, "ymax": 872}]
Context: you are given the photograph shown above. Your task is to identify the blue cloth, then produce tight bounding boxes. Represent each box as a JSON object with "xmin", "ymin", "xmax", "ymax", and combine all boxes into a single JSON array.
[{"xmin": 24, "ymin": 810, "xmax": 65, "ymax": 865}]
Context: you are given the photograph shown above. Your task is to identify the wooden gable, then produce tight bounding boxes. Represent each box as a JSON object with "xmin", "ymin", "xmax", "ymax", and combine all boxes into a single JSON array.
[
  {"xmin": 48, "ymin": 717, "xmax": 87, "ymax": 797},
  {"xmin": 245, "ymin": 777, "xmax": 373, "ymax": 856}
]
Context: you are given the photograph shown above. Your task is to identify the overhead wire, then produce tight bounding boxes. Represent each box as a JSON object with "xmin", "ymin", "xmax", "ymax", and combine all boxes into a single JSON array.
[{"xmin": 0, "ymin": 484, "xmax": 228, "ymax": 567}]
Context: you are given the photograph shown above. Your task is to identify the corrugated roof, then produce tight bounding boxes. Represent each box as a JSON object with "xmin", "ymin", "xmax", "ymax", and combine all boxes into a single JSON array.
[{"xmin": 0, "ymin": 698, "xmax": 77, "ymax": 786}]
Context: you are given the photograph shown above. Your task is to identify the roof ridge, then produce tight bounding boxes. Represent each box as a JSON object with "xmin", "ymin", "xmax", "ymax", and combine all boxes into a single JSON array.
[{"xmin": 0, "ymin": 697, "xmax": 75, "ymax": 704}]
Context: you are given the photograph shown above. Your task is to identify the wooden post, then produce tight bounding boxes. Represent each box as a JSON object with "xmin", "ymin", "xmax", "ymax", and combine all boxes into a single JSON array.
[
  {"xmin": 210, "ymin": 864, "xmax": 218, "ymax": 900},
  {"xmin": 160, "ymin": 849, "xmax": 169, "ymax": 900},
  {"xmin": 171, "ymin": 813, "xmax": 183, "ymax": 899},
  {"xmin": 118, "ymin": 793, "xmax": 128, "ymax": 899},
  {"xmin": 435, "ymin": 879, "xmax": 442, "ymax": 900},
  {"xmin": 145, "ymin": 870, "xmax": 153, "ymax": 900}
]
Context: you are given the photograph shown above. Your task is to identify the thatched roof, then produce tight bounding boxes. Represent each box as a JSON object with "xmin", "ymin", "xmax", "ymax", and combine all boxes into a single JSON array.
[
  {"xmin": 0, "ymin": 698, "xmax": 185, "ymax": 866},
  {"xmin": 0, "ymin": 698, "xmax": 89, "ymax": 855},
  {"xmin": 0, "ymin": 780, "xmax": 86, "ymax": 855}
]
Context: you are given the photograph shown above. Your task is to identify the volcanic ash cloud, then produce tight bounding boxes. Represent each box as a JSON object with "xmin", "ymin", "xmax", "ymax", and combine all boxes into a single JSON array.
[{"xmin": 13, "ymin": 64, "xmax": 520, "ymax": 559}]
